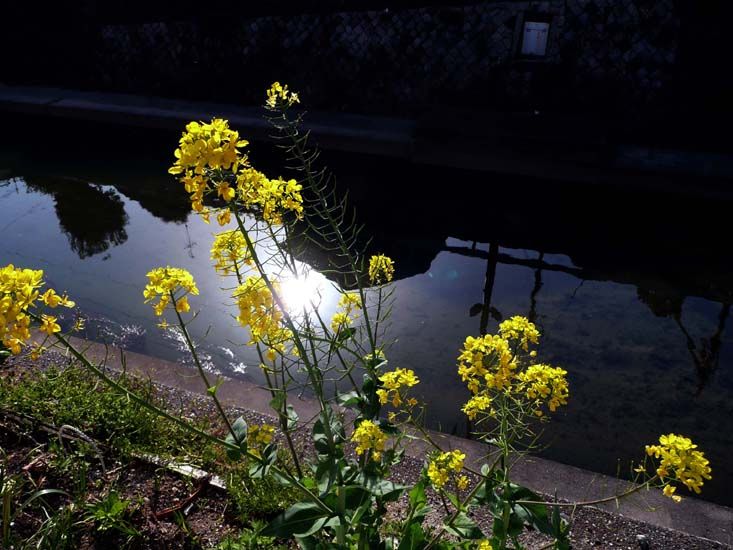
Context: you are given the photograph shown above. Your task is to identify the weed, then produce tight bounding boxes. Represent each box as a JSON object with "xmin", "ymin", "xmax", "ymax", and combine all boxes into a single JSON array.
[
  {"xmin": 226, "ymin": 468, "xmax": 299, "ymax": 524},
  {"xmin": 216, "ymin": 520, "xmax": 288, "ymax": 550}
]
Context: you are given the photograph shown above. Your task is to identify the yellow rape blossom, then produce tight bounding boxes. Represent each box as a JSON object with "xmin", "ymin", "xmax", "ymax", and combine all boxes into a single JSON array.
[
  {"xmin": 210, "ymin": 230, "xmax": 252, "ymax": 276},
  {"xmin": 1, "ymin": 264, "xmax": 74, "ymax": 355},
  {"xmin": 72, "ymin": 317, "xmax": 86, "ymax": 332},
  {"xmin": 39, "ymin": 314, "xmax": 60, "ymax": 336},
  {"xmin": 265, "ymin": 82, "xmax": 300, "ymax": 109},
  {"xmin": 457, "ymin": 334, "xmax": 516, "ymax": 394},
  {"xmin": 233, "ymin": 277, "xmax": 292, "ymax": 350},
  {"xmin": 645, "ymin": 434, "xmax": 712, "ymax": 498},
  {"xmin": 143, "ymin": 267, "xmax": 199, "ymax": 316},
  {"xmin": 461, "ymin": 394, "xmax": 493, "ymax": 420},
  {"xmin": 29, "ymin": 345, "xmax": 46, "ymax": 361},
  {"xmin": 169, "ymin": 118, "xmax": 248, "ymax": 177},
  {"xmin": 368, "ymin": 254, "xmax": 394, "ymax": 285},
  {"xmin": 338, "ymin": 292, "xmax": 362, "ymax": 315},
  {"xmin": 330, "ymin": 311, "xmax": 352, "ymax": 333},
  {"xmin": 427, "ymin": 450, "xmax": 466, "ymax": 489},
  {"xmin": 216, "ymin": 208, "xmax": 231, "ymax": 227},
  {"xmin": 376, "ymin": 368, "xmax": 420, "ymax": 407},
  {"xmin": 351, "ymin": 420, "xmax": 387, "ymax": 461},
  {"xmin": 499, "ymin": 316, "xmax": 540, "ymax": 351},
  {"xmin": 248, "ymin": 423, "xmax": 276, "ymax": 458},
  {"xmin": 517, "ymin": 364, "xmax": 569, "ymax": 413},
  {"xmin": 235, "ymin": 168, "xmax": 304, "ymax": 225},
  {"xmin": 41, "ymin": 288, "xmax": 75, "ymax": 309}
]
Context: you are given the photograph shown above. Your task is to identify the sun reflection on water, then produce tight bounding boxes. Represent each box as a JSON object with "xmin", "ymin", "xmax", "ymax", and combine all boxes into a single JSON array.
[{"xmin": 279, "ymin": 268, "xmax": 332, "ymax": 314}]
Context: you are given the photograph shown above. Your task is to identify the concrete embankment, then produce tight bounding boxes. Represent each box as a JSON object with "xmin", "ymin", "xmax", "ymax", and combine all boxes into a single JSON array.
[{"xmin": 2, "ymin": 85, "xmax": 733, "ymax": 195}]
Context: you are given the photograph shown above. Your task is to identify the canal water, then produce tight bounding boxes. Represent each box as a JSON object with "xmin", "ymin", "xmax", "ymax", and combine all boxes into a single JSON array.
[{"xmin": 1, "ymin": 120, "xmax": 731, "ymax": 506}]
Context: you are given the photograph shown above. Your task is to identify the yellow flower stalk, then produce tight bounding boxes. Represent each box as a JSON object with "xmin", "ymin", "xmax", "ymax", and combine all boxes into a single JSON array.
[
  {"xmin": 646, "ymin": 433, "xmax": 712, "ymax": 499},
  {"xmin": 143, "ymin": 267, "xmax": 199, "ymax": 316},
  {"xmin": 368, "ymin": 254, "xmax": 395, "ymax": 285},
  {"xmin": 351, "ymin": 419, "xmax": 387, "ymax": 461},
  {"xmin": 427, "ymin": 450, "xmax": 466, "ymax": 489}
]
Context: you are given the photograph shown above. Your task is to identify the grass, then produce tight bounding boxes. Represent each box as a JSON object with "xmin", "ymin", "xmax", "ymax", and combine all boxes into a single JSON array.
[
  {"xmin": 0, "ymin": 361, "xmax": 298, "ymax": 548},
  {"xmin": 0, "ymin": 364, "xmax": 221, "ymax": 466}
]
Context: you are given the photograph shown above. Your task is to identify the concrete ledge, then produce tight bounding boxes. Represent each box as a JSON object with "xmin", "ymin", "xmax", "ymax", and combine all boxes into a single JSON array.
[
  {"xmin": 0, "ymin": 85, "xmax": 414, "ymax": 159},
  {"xmin": 58, "ymin": 337, "xmax": 733, "ymax": 546},
  {"xmin": 3, "ymin": 85, "xmax": 733, "ymax": 187}
]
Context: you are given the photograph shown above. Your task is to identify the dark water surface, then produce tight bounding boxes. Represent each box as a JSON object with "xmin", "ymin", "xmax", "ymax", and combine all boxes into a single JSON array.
[{"xmin": 1, "ymin": 121, "xmax": 731, "ymax": 506}]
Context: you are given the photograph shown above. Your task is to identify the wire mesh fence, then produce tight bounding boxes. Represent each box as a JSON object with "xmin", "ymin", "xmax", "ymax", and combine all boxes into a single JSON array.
[{"xmin": 0, "ymin": 0, "xmax": 710, "ymax": 117}]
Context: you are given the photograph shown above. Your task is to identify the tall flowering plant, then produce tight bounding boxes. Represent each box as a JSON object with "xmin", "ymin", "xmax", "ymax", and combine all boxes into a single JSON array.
[{"xmin": 0, "ymin": 83, "xmax": 712, "ymax": 549}]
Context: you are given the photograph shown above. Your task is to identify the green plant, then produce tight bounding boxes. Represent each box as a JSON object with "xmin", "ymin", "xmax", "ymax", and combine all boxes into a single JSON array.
[
  {"xmin": 0, "ymin": 365, "xmax": 220, "ymax": 467},
  {"xmin": 227, "ymin": 468, "xmax": 300, "ymax": 522},
  {"xmin": 82, "ymin": 490, "xmax": 139, "ymax": 539},
  {"xmin": 1, "ymin": 449, "xmax": 72, "ymax": 548},
  {"xmin": 0, "ymin": 83, "xmax": 714, "ymax": 549},
  {"xmin": 217, "ymin": 520, "xmax": 288, "ymax": 550},
  {"xmin": 24, "ymin": 503, "xmax": 77, "ymax": 550}
]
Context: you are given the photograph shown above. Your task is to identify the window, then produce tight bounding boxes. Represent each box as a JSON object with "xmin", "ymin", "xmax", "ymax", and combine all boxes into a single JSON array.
[{"xmin": 520, "ymin": 20, "xmax": 550, "ymax": 57}]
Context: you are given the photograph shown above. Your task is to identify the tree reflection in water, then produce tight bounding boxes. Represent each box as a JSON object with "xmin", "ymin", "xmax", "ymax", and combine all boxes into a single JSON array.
[{"xmin": 24, "ymin": 177, "xmax": 128, "ymax": 258}]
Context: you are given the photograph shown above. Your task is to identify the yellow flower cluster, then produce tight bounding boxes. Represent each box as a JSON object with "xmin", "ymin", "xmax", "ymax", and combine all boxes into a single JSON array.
[
  {"xmin": 265, "ymin": 81, "xmax": 300, "ymax": 109},
  {"xmin": 351, "ymin": 419, "xmax": 387, "ymax": 461},
  {"xmin": 457, "ymin": 317, "xmax": 569, "ymax": 422},
  {"xmin": 461, "ymin": 394, "xmax": 493, "ymax": 420},
  {"xmin": 169, "ymin": 115, "xmax": 303, "ymax": 227},
  {"xmin": 517, "ymin": 364, "xmax": 569, "ymax": 415},
  {"xmin": 169, "ymin": 119, "xmax": 247, "ymax": 177},
  {"xmin": 478, "ymin": 541, "xmax": 494, "ymax": 550},
  {"xmin": 368, "ymin": 254, "xmax": 395, "ymax": 285},
  {"xmin": 427, "ymin": 450, "xmax": 466, "ymax": 489},
  {"xmin": 330, "ymin": 311, "xmax": 352, "ymax": 333},
  {"xmin": 457, "ymin": 334, "xmax": 516, "ymax": 394},
  {"xmin": 376, "ymin": 368, "xmax": 420, "ymax": 407},
  {"xmin": 329, "ymin": 292, "xmax": 362, "ymax": 333},
  {"xmin": 237, "ymin": 169, "xmax": 304, "ymax": 225},
  {"xmin": 143, "ymin": 267, "xmax": 199, "ymax": 317},
  {"xmin": 249, "ymin": 423, "xmax": 275, "ymax": 446},
  {"xmin": 233, "ymin": 277, "xmax": 292, "ymax": 357},
  {"xmin": 499, "ymin": 315, "xmax": 540, "ymax": 351},
  {"xmin": 364, "ymin": 348, "xmax": 386, "ymax": 365},
  {"xmin": 210, "ymin": 231, "xmax": 252, "ymax": 276},
  {"xmin": 1, "ymin": 264, "xmax": 74, "ymax": 355},
  {"xmin": 645, "ymin": 434, "xmax": 712, "ymax": 500}
]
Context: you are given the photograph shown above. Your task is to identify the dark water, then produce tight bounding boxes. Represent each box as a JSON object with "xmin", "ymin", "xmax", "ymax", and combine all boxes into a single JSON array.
[{"xmin": 1, "ymin": 120, "xmax": 731, "ymax": 507}]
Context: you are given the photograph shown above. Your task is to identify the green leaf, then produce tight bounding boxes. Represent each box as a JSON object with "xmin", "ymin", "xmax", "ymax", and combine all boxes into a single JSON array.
[
  {"xmin": 469, "ymin": 477, "xmax": 497, "ymax": 508},
  {"xmin": 269, "ymin": 392, "xmax": 285, "ymax": 412},
  {"xmin": 336, "ymin": 327, "xmax": 356, "ymax": 343},
  {"xmin": 337, "ymin": 390, "xmax": 362, "ymax": 408},
  {"xmin": 323, "ymin": 485, "xmax": 370, "ymax": 513},
  {"xmin": 444, "ymin": 512, "xmax": 483, "ymax": 540},
  {"xmin": 286, "ymin": 404, "xmax": 299, "ymax": 430},
  {"xmin": 249, "ymin": 443, "xmax": 278, "ymax": 478},
  {"xmin": 407, "ymin": 480, "xmax": 431, "ymax": 523},
  {"xmin": 398, "ymin": 522, "xmax": 427, "ymax": 550},
  {"xmin": 362, "ymin": 477, "xmax": 407, "ymax": 502},
  {"xmin": 260, "ymin": 502, "xmax": 329, "ymax": 538},
  {"xmin": 224, "ymin": 416, "xmax": 248, "ymax": 460}
]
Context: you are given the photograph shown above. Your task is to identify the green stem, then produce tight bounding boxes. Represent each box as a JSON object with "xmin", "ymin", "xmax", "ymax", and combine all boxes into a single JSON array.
[
  {"xmin": 233, "ymin": 211, "xmax": 340, "ymax": 455},
  {"xmin": 171, "ymin": 292, "xmax": 236, "ymax": 442},
  {"xmin": 515, "ymin": 476, "xmax": 656, "ymax": 508},
  {"xmin": 281, "ymin": 116, "xmax": 380, "ymax": 363}
]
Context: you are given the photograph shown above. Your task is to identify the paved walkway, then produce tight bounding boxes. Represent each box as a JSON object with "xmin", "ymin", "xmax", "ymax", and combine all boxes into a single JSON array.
[{"xmin": 2, "ymin": 85, "xmax": 733, "ymax": 191}]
